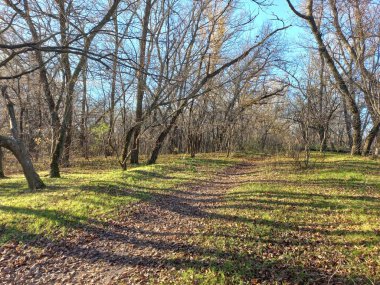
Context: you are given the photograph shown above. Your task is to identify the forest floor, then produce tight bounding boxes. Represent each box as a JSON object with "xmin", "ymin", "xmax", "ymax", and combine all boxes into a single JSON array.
[{"xmin": 0, "ymin": 153, "xmax": 380, "ymax": 284}]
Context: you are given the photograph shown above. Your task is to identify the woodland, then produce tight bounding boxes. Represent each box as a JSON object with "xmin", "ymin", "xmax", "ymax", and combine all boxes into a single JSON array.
[{"xmin": 0, "ymin": 0, "xmax": 379, "ymax": 284}]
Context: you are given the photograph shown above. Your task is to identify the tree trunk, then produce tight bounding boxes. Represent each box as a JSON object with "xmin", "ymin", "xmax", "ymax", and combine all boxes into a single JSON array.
[
  {"xmin": 0, "ymin": 147, "xmax": 5, "ymax": 178},
  {"xmin": 342, "ymin": 98, "xmax": 353, "ymax": 150},
  {"xmin": 121, "ymin": 126, "xmax": 135, "ymax": 170},
  {"xmin": 80, "ymin": 63, "xmax": 89, "ymax": 159},
  {"xmin": 1, "ymin": 86, "xmax": 45, "ymax": 189},
  {"xmin": 131, "ymin": 0, "xmax": 152, "ymax": 164},
  {"xmin": 49, "ymin": 0, "xmax": 121, "ymax": 177},
  {"xmin": 375, "ymin": 137, "xmax": 379, "ymax": 158},
  {"xmin": 362, "ymin": 121, "xmax": 380, "ymax": 156},
  {"xmin": 351, "ymin": 111, "xmax": 362, "ymax": 155},
  {"xmin": 318, "ymin": 126, "xmax": 328, "ymax": 152},
  {"xmin": 286, "ymin": 0, "xmax": 363, "ymax": 155},
  {"xmin": 148, "ymin": 107, "xmax": 184, "ymax": 164},
  {"xmin": 62, "ymin": 113, "xmax": 72, "ymax": 167},
  {"xmin": 0, "ymin": 136, "xmax": 45, "ymax": 190},
  {"xmin": 20, "ymin": 4, "xmax": 62, "ymax": 158},
  {"xmin": 50, "ymin": 92, "xmax": 73, "ymax": 178},
  {"xmin": 106, "ymin": 12, "xmax": 119, "ymax": 157},
  {"xmin": 50, "ymin": 80, "xmax": 75, "ymax": 178},
  {"xmin": 188, "ymin": 133, "xmax": 199, "ymax": 158}
]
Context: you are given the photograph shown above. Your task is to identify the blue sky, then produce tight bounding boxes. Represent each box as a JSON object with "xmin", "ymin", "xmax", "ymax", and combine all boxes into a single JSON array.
[
  {"xmin": 244, "ymin": 0, "xmax": 311, "ymax": 60},
  {"xmin": 239, "ymin": 0, "xmax": 308, "ymax": 47},
  {"xmin": 253, "ymin": 0, "xmax": 304, "ymax": 40}
]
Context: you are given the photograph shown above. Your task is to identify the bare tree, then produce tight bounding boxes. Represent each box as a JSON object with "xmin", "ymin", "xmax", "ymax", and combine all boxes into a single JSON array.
[
  {"xmin": 287, "ymin": 0, "xmax": 380, "ymax": 155},
  {"xmin": 286, "ymin": 0, "xmax": 362, "ymax": 154},
  {"xmin": 49, "ymin": 0, "xmax": 122, "ymax": 177},
  {"xmin": 0, "ymin": 86, "xmax": 44, "ymax": 189},
  {"xmin": 130, "ymin": 0, "xmax": 153, "ymax": 164}
]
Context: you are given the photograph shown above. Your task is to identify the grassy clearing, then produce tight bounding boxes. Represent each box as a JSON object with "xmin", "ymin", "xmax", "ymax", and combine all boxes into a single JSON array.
[
  {"xmin": 0, "ymin": 154, "xmax": 237, "ymax": 245},
  {"xmin": 173, "ymin": 153, "xmax": 380, "ymax": 284},
  {"xmin": 1, "ymin": 152, "xmax": 379, "ymax": 284}
]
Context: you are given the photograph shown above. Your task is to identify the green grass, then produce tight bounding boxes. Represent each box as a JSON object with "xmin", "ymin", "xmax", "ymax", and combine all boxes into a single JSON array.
[
  {"xmin": 171, "ymin": 153, "xmax": 380, "ymax": 284},
  {"xmin": 0, "ymin": 153, "xmax": 237, "ymax": 245},
  {"xmin": 1, "ymin": 152, "xmax": 380, "ymax": 284}
]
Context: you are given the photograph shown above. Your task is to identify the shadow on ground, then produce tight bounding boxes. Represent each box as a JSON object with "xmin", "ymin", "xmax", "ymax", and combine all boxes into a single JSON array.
[{"xmin": 1, "ymin": 158, "xmax": 379, "ymax": 284}]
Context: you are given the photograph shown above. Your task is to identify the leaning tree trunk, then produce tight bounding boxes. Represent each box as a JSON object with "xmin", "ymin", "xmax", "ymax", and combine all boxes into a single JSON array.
[
  {"xmin": 362, "ymin": 121, "xmax": 380, "ymax": 156},
  {"xmin": 0, "ymin": 136, "xmax": 45, "ymax": 190},
  {"xmin": 120, "ymin": 126, "xmax": 135, "ymax": 170},
  {"xmin": 1, "ymin": 86, "xmax": 45, "ymax": 190},
  {"xmin": 0, "ymin": 147, "xmax": 5, "ymax": 178},
  {"xmin": 148, "ymin": 106, "xmax": 184, "ymax": 165},
  {"xmin": 148, "ymin": 129, "xmax": 170, "ymax": 165},
  {"xmin": 288, "ymin": 2, "xmax": 362, "ymax": 155}
]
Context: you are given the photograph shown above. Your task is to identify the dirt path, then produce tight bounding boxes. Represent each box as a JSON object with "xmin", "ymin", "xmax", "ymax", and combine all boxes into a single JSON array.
[{"xmin": 0, "ymin": 161, "xmax": 254, "ymax": 284}]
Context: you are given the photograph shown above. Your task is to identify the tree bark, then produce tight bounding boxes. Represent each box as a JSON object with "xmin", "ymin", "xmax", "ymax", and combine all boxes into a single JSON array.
[
  {"xmin": 11, "ymin": 0, "xmax": 62, "ymax": 156},
  {"xmin": 121, "ymin": 126, "xmax": 135, "ymax": 170},
  {"xmin": 50, "ymin": 0, "xmax": 121, "ymax": 177},
  {"xmin": 62, "ymin": 118, "xmax": 72, "ymax": 167},
  {"xmin": 362, "ymin": 121, "xmax": 380, "ymax": 156},
  {"xmin": 106, "ymin": 11, "xmax": 119, "ymax": 157},
  {"xmin": 1, "ymin": 86, "xmax": 45, "ymax": 190},
  {"xmin": 148, "ymin": 106, "xmax": 185, "ymax": 164},
  {"xmin": 286, "ymin": 0, "xmax": 362, "ymax": 155},
  {"xmin": 350, "ymin": 113, "xmax": 362, "ymax": 155},
  {"xmin": 80, "ymin": 62, "xmax": 89, "ymax": 159},
  {"xmin": 318, "ymin": 126, "xmax": 328, "ymax": 152},
  {"xmin": 130, "ymin": 0, "xmax": 152, "ymax": 164},
  {"xmin": 342, "ymin": 98, "xmax": 353, "ymax": 150},
  {"xmin": 0, "ymin": 136, "xmax": 45, "ymax": 189},
  {"xmin": 50, "ymin": 80, "xmax": 75, "ymax": 178},
  {"xmin": 0, "ymin": 147, "xmax": 5, "ymax": 178}
]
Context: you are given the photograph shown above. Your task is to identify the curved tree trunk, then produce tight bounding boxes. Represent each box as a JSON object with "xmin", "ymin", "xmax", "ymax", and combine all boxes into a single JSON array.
[
  {"xmin": 148, "ymin": 107, "xmax": 184, "ymax": 165},
  {"xmin": 148, "ymin": 130, "xmax": 169, "ymax": 165},
  {"xmin": 1, "ymin": 86, "xmax": 45, "ymax": 190},
  {"xmin": 121, "ymin": 127, "xmax": 135, "ymax": 170},
  {"xmin": 362, "ymin": 121, "xmax": 380, "ymax": 156},
  {"xmin": 0, "ymin": 136, "xmax": 45, "ymax": 190}
]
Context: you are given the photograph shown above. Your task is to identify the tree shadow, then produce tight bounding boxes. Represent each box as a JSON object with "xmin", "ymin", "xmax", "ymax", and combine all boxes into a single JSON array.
[
  {"xmin": 148, "ymin": 192, "xmax": 380, "ymax": 238},
  {"xmin": 0, "ymin": 181, "xmax": 29, "ymax": 196},
  {"xmin": 0, "ymin": 202, "xmax": 373, "ymax": 284},
  {"xmin": 1, "ymin": 158, "xmax": 379, "ymax": 284}
]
